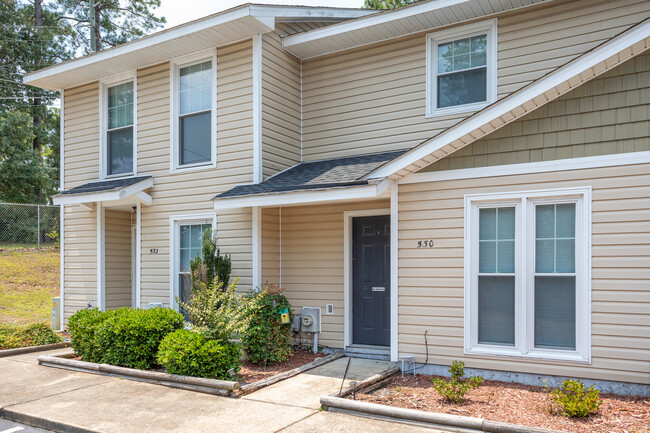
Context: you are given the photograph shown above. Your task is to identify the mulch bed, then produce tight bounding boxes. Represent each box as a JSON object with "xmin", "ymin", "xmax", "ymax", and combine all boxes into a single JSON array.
[
  {"xmin": 237, "ymin": 348, "xmax": 326, "ymax": 384},
  {"xmin": 353, "ymin": 374, "xmax": 649, "ymax": 433}
]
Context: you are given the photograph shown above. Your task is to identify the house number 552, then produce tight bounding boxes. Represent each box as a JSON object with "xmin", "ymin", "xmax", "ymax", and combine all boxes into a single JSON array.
[
  {"xmin": 417, "ymin": 240, "xmax": 434, "ymax": 248},
  {"xmin": 149, "ymin": 248, "xmax": 158, "ymax": 254}
]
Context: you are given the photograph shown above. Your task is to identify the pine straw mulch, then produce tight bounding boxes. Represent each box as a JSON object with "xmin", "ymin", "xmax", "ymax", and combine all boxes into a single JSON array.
[
  {"xmin": 237, "ymin": 348, "xmax": 326, "ymax": 384},
  {"xmin": 353, "ymin": 374, "xmax": 649, "ymax": 433}
]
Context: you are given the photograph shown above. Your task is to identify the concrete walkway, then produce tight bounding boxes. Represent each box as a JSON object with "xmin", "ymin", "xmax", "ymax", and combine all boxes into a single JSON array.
[{"xmin": 0, "ymin": 349, "xmax": 446, "ymax": 433}]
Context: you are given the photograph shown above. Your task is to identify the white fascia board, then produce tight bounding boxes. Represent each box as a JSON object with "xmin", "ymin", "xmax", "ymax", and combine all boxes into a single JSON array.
[
  {"xmin": 24, "ymin": 5, "xmax": 263, "ymax": 88},
  {"xmin": 283, "ymin": 0, "xmax": 469, "ymax": 47},
  {"xmin": 52, "ymin": 177, "xmax": 154, "ymax": 206},
  {"xmin": 250, "ymin": 5, "xmax": 376, "ymax": 22},
  {"xmin": 367, "ymin": 20, "xmax": 650, "ymax": 180},
  {"xmin": 213, "ymin": 184, "xmax": 380, "ymax": 210}
]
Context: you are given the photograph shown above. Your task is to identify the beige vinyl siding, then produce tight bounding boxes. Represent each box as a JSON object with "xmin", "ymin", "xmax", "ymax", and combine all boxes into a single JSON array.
[
  {"xmin": 398, "ymin": 163, "xmax": 650, "ymax": 384},
  {"xmin": 104, "ymin": 210, "xmax": 132, "ymax": 309},
  {"xmin": 279, "ymin": 200, "xmax": 388, "ymax": 348},
  {"xmin": 63, "ymin": 82, "xmax": 99, "ymax": 320},
  {"xmin": 261, "ymin": 207, "xmax": 280, "ymax": 287},
  {"xmin": 262, "ymin": 32, "xmax": 301, "ymax": 178},
  {"xmin": 137, "ymin": 39, "xmax": 254, "ymax": 306},
  {"xmin": 301, "ymin": 0, "xmax": 650, "ymax": 161},
  {"xmin": 423, "ymin": 52, "xmax": 650, "ymax": 172}
]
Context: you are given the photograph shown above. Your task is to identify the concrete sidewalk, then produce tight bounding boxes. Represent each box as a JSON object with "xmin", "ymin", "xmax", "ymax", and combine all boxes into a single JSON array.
[{"xmin": 0, "ymin": 350, "xmax": 444, "ymax": 433}]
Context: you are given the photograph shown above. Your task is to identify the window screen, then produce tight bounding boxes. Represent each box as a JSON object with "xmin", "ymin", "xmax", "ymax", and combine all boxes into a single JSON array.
[{"xmin": 107, "ymin": 82, "xmax": 133, "ymax": 175}]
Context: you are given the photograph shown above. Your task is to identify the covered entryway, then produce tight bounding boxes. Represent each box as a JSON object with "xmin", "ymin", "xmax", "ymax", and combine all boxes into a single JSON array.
[{"xmin": 352, "ymin": 215, "xmax": 390, "ymax": 346}]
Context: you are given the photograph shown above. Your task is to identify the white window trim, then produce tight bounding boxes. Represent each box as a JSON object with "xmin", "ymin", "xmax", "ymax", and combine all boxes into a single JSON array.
[
  {"xmin": 99, "ymin": 72, "xmax": 137, "ymax": 180},
  {"xmin": 426, "ymin": 19, "xmax": 497, "ymax": 118},
  {"xmin": 170, "ymin": 49, "xmax": 218, "ymax": 174},
  {"xmin": 169, "ymin": 213, "xmax": 217, "ymax": 310},
  {"xmin": 463, "ymin": 186, "xmax": 592, "ymax": 363}
]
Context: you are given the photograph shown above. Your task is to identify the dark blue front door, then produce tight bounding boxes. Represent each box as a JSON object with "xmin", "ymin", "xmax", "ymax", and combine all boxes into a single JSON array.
[{"xmin": 352, "ymin": 215, "xmax": 390, "ymax": 346}]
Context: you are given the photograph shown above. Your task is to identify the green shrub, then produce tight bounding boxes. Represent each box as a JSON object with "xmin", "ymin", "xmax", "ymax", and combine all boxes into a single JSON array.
[
  {"xmin": 67, "ymin": 308, "xmax": 118, "ymax": 362},
  {"xmin": 0, "ymin": 323, "xmax": 62, "ymax": 350},
  {"xmin": 177, "ymin": 278, "xmax": 248, "ymax": 343},
  {"xmin": 241, "ymin": 286, "xmax": 293, "ymax": 365},
  {"xmin": 432, "ymin": 360, "xmax": 484, "ymax": 403},
  {"xmin": 552, "ymin": 380, "xmax": 602, "ymax": 417},
  {"xmin": 157, "ymin": 329, "xmax": 241, "ymax": 380},
  {"xmin": 95, "ymin": 307, "xmax": 184, "ymax": 370}
]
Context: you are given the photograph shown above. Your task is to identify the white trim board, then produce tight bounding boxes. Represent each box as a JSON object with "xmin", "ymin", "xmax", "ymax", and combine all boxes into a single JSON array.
[
  {"xmin": 399, "ymin": 151, "xmax": 650, "ymax": 185},
  {"xmin": 252, "ymin": 34, "xmax": 263, "ymax": 184},
  {"xmin": 343, "ymin": 208, "xmax": 391, "ymax": 350},
  {"xmin": 389, "ymin": 186, "xmax": 399, "ymax": 362},
  {"xmin": 366, "ymin": 20, "xmax": 650, "ymax": 180},
  {"xmin": 59, "ymin": 88, "xmax": 65, "ymax": 330}
]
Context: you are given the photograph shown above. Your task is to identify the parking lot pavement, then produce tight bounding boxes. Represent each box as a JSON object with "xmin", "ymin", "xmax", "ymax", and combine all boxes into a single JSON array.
[{"xmin": 0, "ymin": 419, "xmax": 52, "ymax": 433}]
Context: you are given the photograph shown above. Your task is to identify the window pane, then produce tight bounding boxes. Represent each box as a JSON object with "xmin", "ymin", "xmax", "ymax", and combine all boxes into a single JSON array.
[
  {"xmin": 478, "ymin": 275, "xmax": 515, "ymax": 346},
  {"xmin": 180, "ymin": 225, "xmax": 190, "ymax": 248},
  {"xmin": 180, "ymin": 248, "xmax": 191, "ymax": 272},
  {"xmin": 107, "ymin": 82, "xmax": 133, "ymax": 130},
  {"xmin": 107, "ymin": 127, "xmax": 133, "ymax": 175},
  {"xmin": 179, "ymin": 274, "xmax": 192, "ymax": 320},
  {"xmin": 479, "ymin": 207, "xmax": 515, "ymax": 273},
  {"xmin": 179, "ymin": 60, "xmax": 211, "ymax": 115},
  {"xmin": 536, "ymin": 203, "xmax": 576, "ymax": 273},
  {"xmin": 190, "ymin": 224, "xmax": 203, "ymax": 249},
  {"xmin": 438, "ymin": 67, "xmax": 487, "ymax": 108},
  {"xmin": 180, "ymin": 112, "xmax": 211, "ymax": 165},
  {"xmin": 535, "ymin": 276, "xmax": 576, "ymax": 350}
]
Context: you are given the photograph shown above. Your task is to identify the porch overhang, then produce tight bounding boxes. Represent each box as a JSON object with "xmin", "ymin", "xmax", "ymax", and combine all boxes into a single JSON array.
[
  {"xmin": 213, "ymin": 150, "xmax": 404, "ymax": 209},
  {"xmin": 52, "ymin": 176, "xmax": 153, "ymax": 209}
]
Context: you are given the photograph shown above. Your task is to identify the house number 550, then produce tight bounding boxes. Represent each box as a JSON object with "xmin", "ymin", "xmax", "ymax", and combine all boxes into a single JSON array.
[{"xmin": 417, "ymin": 240, "xmax": 434, "ymax": 248}]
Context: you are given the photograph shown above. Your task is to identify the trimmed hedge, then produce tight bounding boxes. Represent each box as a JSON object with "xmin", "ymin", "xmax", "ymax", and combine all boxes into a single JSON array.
[
  {"xmin": 68, "ymin": 307, "xmax": 184, "ymax": 369},
  {"xmin": 0, "ymin": 323, "xmax": 62, "ymax": 350},
  {"xmin": 157, "ymin": 329, "xmax": 241, "ymax": 380}
]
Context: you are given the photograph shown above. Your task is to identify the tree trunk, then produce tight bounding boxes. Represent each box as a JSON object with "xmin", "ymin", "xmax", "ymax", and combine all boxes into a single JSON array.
[{"xmin": 33, "ymin": 0, "xmax": 43, "ymax": 202}]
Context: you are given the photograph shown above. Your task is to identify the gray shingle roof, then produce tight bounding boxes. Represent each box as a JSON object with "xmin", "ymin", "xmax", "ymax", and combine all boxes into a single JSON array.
[
  {"xmin": 214, "ymin": 150, "xmax": 405, "ymax": 200},
  {"xmin": 60, "ymin": 175, "xmax": 152, "ymax": 196}
]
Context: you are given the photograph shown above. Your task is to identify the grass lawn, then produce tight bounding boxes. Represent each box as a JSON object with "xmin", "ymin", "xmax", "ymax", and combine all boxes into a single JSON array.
[{"xmin": 0, "ymin": 248, "xmax": 59, "ymax": 325}]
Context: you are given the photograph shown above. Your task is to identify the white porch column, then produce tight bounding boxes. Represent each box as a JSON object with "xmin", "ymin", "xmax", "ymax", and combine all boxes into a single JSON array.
[
  {"xmin": 252, "ymin": 206, "xmax": 262, "ymax": 291},
  {"xmin": 136, "ymin": 202, "xmax": 142, "ymax": 308},
  {"xmin": 390, "ymin": 185, "xmax": 399, "ymax": 362},
  {"xmin": 96, "ymin": 202, "xmax": 105, "ymax": 310}
]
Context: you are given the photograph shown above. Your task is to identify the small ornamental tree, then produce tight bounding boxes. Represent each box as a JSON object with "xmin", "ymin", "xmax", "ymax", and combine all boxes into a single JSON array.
[{"xmin": 432, "ymin": 361, "xmax": 484, "ymax": 403}]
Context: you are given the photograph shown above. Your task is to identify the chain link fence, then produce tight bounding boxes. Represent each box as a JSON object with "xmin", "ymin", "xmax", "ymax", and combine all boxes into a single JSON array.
[{"xmin": 0, "ymin": 203, "xmax": 61, "ymax": 250}]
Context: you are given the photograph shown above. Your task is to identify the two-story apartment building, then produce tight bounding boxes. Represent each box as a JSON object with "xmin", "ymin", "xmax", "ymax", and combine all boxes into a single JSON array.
[{"xmin": 25, "ymin": 0, "xmax": 650, "ymax": 392}]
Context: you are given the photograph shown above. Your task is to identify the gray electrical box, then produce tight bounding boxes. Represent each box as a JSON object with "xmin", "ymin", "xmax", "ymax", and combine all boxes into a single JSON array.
[
  {"xmin": 300, "ymin": 307, "xmax": 321, "ymax": 333},
  {"xmin": 51, "ymin": 297, "xmax": 61, "ymax": 331}
]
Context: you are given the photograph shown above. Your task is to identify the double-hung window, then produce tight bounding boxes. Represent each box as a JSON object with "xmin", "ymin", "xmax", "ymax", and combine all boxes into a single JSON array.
[
  {"xmin": 171, "ymin": 52, "xmax": 216, "ymax": 172},
  {"xmin": 465, "ymin": 188, "xmax": 591, "ymax": 362},
  {"xmin": 427, "ymin": 20, "xmax": 497, "ymax": 117},
  {"xmin": 171, "ymin": 214, "xmax": 215, "ymax": 311},
  {"xmin": 104, "ymin": 80, "xmax": 135, "ymax": 177}
]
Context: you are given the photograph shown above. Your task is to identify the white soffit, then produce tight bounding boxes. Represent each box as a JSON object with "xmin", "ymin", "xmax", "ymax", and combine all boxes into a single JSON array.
[
  {"xmin": 24, "ymin": 4, "xmax": 374, "ymax": 91},
  {"xmin": 283, "ymin": 0, "xmax": 552, "ymax": 59},
  {"xmin": 365, "ymin": 19, "xmax": 650, "ymax": 180}
]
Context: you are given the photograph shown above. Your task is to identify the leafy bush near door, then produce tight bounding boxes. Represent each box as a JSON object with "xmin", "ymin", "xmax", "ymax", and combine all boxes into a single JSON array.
[
  {"xmin": 68, "ymin": 307, "xmax": 184, "ymax": 369},
  {"xmin": 432, "ymin": 360, "xmax": 484, "ymax": 403},
  {"xmin": 157, "ymin": 329, "xmax": 241, "ymax": 379},
  {"xmin": 241, "ymin": 286, "xmax": 294, "ymax": 365}
]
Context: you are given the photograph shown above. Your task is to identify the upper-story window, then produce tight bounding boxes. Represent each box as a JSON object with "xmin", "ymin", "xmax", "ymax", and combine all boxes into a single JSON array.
[
  {"xmin": 427, "ymin": 19, "xmax": 497, "ymax": 117},
  {"xmin": 101, "ymin": 77, "xmax": 136, "ymax": 179},
  {"xmin": 171, "ymin": 51, "xmax": 217, "ymax": 172}
]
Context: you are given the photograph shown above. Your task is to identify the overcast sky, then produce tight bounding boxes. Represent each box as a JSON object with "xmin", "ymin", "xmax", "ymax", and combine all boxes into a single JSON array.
[{"xmin": 158, "ymin": 0, "xmax": 366, "ymax": 29}]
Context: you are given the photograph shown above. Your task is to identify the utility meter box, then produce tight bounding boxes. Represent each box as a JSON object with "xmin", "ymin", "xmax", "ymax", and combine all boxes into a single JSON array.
[
  {"xmin": 300, "ymin": 307, "xmax": 321, "ymax": 333},
  {"xmin": 51, "ymin": 297, "xmax": 61, "ymax": 331}
]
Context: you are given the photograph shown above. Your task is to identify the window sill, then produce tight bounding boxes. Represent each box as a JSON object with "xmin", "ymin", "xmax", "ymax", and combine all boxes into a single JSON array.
[
  {"xmin": 170, "ymin": 161, "xmax": 216, "ymax": 174},
  {"xmin": 426, "ymin": 101, "xmax": 490, "ymax": 119},
  {"xmin": 103, "ymin": 172, "xmax": 135, "ymax": 181},
  {"xmin": 465, "ymin": 347, "xmax": 590, "ymax": 364}
]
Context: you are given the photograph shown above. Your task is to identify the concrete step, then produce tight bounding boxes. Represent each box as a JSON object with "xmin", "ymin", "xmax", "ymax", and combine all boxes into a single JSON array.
[{"xmin": 344, "ymin": 345, "xmax": 391, "ymax": 361}]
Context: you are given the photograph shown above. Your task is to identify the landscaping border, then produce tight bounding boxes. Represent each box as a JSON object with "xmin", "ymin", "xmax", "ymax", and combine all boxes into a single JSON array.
[
  {"xmin": 37, "ymin": 350, "xmax": 345, "ymax": 398},
  {"xmin": 0, "ymin": 342, "xmax": 70, "ymax": 358},
  {"xmin": 320, "ymin": 395, "xmax": 569, "ymax": 433}
]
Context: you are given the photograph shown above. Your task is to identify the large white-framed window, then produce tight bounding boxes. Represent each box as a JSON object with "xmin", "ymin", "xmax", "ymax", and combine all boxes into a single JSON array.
[
  {"xmin": 426, "ymin": 19, "xmax": 497, "ymax": 118},
  {"xmin": 169, "ymin": 213, "xmax": 216, "ymax": 310},
  {"xmin": 100, "ymin": 73, "xmax": 137, "ymax": 179},
  {"xmin": 170, "ymin": 50, "xmax": 217, "ymax": 173},
  {"xmin": 464, "ymin": 187, "xmax": 591, "ymax": 363}
]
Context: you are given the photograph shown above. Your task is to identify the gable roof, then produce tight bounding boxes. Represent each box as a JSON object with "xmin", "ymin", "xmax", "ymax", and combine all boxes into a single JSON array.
[
  {"xmin": 283, "ymin": 0, "xmax": 551, "ymax": 59},
  {"xmin": 365, "ymin": 18, "xmax": 650, "ymax": 181},
  {"xmin": 23, "ymin": 4, "xmax": 375, "ymax": 91}
]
